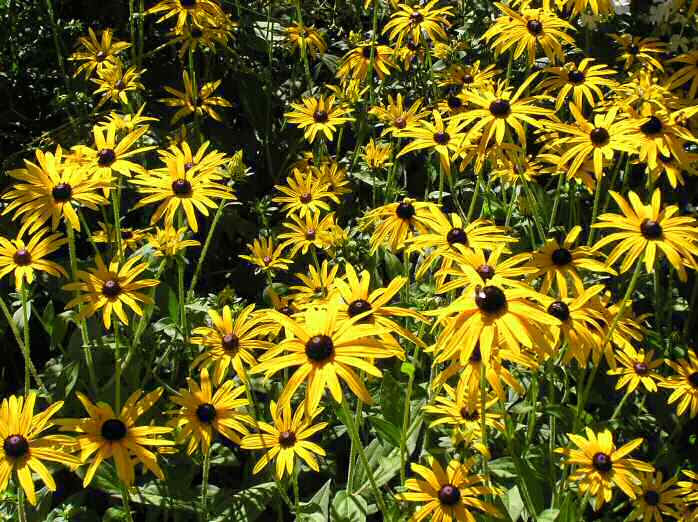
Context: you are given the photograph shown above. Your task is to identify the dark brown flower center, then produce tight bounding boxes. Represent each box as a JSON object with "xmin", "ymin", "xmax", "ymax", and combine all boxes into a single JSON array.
[
  {"xmin": 489, "ymin": 99, "xmax": 511, "ymax": 118},
  {"xmin": 101, "ymin": 418, "xmax": 128, "ymax": 441},
  {"xmin": 280, "ymin": 305, "xmax": 294, "ymax": 316},
  {"xmin": 689, "ymin": 372, "xmax": 698, "ymax": 388},
  {"xmin": 438, "ymin": 484, "xmax": 461, "ymax": 506},
  {"xmin": 300, "ymin": 192, "xmax": 313, "ymax": 204},
  {"xmin": 527, "ymin": 19, "xmax": 543, "ymax": 35},
  {"xmin": 547, "ymin": 301, "xmax": 570, "ymax": 322},
  {"xmin": 476, "ymin": 264, "xmax": 495, "ymax": 280},
  {"xmin": 633, "ymin": 362, "xmax": 649, "ymax": 375},
  {"xmin": 396, "ymin": 201, "xmax": 416, "ymax": 220},
  {"xmin": 410, "ymin": 11, "xmax": 424, "ymax": 23},
  {"xmin": 262, "ymin": 255, "xmax": 272, "ymax": 265},
  {"xmin": 470, "ymin": 345, "xmax": 482, "ymax": 362},
  {"xmin": 172, "ymin": 178, "xmax": 193, "ymax": 196},
  {"xmin": 96, "ymin": 51, "xmax": 107, "ymax": 62},
  {"xmin": 551, "ymin": 247, "xmax": 573, "ymax": 266},
  {"xmin": 568, "ymin": 70, "xmax": 585, "ymax": 84},
  {"xmin": 629, "ymin": 44, "xmax": 639, "ymax": 55},
  {"xmin": 122, "ymin": 230, "xmax": 134, "ymax": 239},
  {"xmin": 305, "ymin": 335, "xmax": 334, "ymax": 362},
  {"xmin": 279, "ymin": 430, "xmax": 296, "ymax": 447},
  {"xmin": 644, "ymin": 490, "xmax": 660, "ymax": 506},
  {"xmin": 446, "ymin": 227, "xmax": 468, "ymax": 245},
  {"xmin": 362, "ymin": 46, "xmax": 373, "ymax": 59},
  {"xmin": 3, "ymin": 434, "xmax": 29, "ymax": 458},
  {"xmin": 98, "ymin": 148, "xmax": 117, "ymax": 166},
  {"xmin": 394, "ymin": 116, "xmax": 407, "ymax": 129},
  {"xmin": 592, "ymin": 452, "xmax": 612, "ymax": 473},
  {"xmin": 433, "ymin": 131, "xmax": 450, "ymax": 144},
  {"xmin": 462, "ymin": 73, "xmax": 474, "ymax": 84},
  {"xmin": 460, "ymin": 407, "xmax": 479, "ymax": 421},
  {"xmin": 52, "ymin": 183, "xmax": 73, "ymax": 202},
  {"xmin": 222, "ymin": 333, "xmax": 240, "ymax": 352},
  {"xmin": 305, "ymin": 228, "xmax": 316, "ymax": 240},
  {"xmin": 640, "ymin": 219, "xmax": 662, "ymax": 239},
  {"xmin": 13, "ymin": 248, "xmax": 32, "ymax": 266},
  {"xmin": 641, "ymin": 116, "xmax": 663, "ymax": 136},
  {"xmin": 447, "ymin": 96, "xmax": 462, "ymax": 110},
  {"xmin": 590, "ymin": 127, "xmax": 610, "ymax": 146},
  {"xmin": 102, "ymin": 279, "xmax": 122, "ymax": 298},
  {"xmin": 347, "ymin": 299, "xmax": 372, "ymax": 318},
  {"xmin": 313, "ymin": 110, "xmax": 328, "ymax": 123},
  {"xmin": 184, "ymin": 162, "xmax": 195, "ymax": 171},
  {"xmin": 475, "ymin": 285, "xmax": 507, "ymax": 315},
  {"xmin": 181, "ymin": 0, "xmax": 197, "ymax": 8},
  {"xmin": 191, "ymin": 28, "xmax": 203, "ymax": 38},
  {"xmin": 196, "ymin": 403, "xmax": 217, "ymax": 423}
]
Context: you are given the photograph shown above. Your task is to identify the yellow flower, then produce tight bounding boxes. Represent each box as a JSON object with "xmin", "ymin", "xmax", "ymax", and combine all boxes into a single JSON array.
[
  {"xmin": 277, "ymin": 211, "xmax": 338, "ymax": 258},
  {"xmin": 362, "ymin": 198, "xmax": 438, "ymax": 254},
  {"xmin": 398, "ymin": 457, "xmax": 502, "ymax": 521},
  {"xmin": 608, "ymin": 346, "xmax": 664, "ymax": 393},
  {"xmin": 369, "ymin": 93, "xmax": 428, "ymax": 138},
  {"xmin": 628, "ymin": 472, "xmax": 683, "ymax": 522},
  {"xmin": 362, "ymin": 138, "xmax": 392, "ymax": 169},
  {"xmin": 337, "ymin": 43, "xmax": 395, "ymax": 82},
  {"xmin": 560, "ymin": 0, "xmax": 613, "ymax": 15},
  {"xmin": 191, "ymin": 304, "xmax": 275, "ymax": 384},
  {"xmin": 538, "ymin": 59, "xmax": 616, "ymax": 111},
  {"xmin": 169, "ymin": 368, "xmax": 253, "ymax": 455},
  {"xmin": 286, "ymin": 22, "xmax": 327, "ymax": 58},
  {"xmin": 91, "ymin": 61, "xmax": 145, "ymax": 108},
  {"xmin": 146, "ymin": 226, "xmax": 201, "ymax": 257},
  {"xmin": 272, "ymin": 168, "xmax": 339, "ymax": 218},
  {"xmin": 240, "ymin": 400, "xmax": 327, "ymax": 479},
  {"xmin": 668, "ymin": 51, "xmax": 698, "ymax": 100},
  {"xmin": 288, "ymin": 260, "xmax": 340, "ymax": 307},
  {"xmin": 611, "ymin": 34, "xmax": 666, "ymax": 72},
  {"xmin": 0, "ymin": 393, "xmax": 79, "ymax": 505},
  {"xmin": 253, "ymin": 302, "xmax": 396, "ymax": 413},
  {"xmin": 383, "ymin": 0, "xmax": 453, "ymax": 46},
  {"xmin": 0, "ymin": 228, "xmax": 68, "ymax": 289},
  {"xmin": 69, "ymin": 27, "xmax": 131, "ymax": 78},
  {"xmin": 314, "ymin": 161, "xmax": 351, "ymax": 197},
  {"xmin": 659, "ymin": 349, "xmax": 698, "ymax": 418},
  {"xmin": 57, "ymin": 389, "xmax": 173, "ymax": 487},
  {"xmin": 285, "ymin": 95, "xmax": 354, "ymax": 143},
  {"xmin": 2, "ymin": 146, "xmax": 109, "ymax": 235},
  {"xmin": 147, "ymin": 0, "xmax": 224, "ymax": 33},
  {"xmin": 592, "ymin": 189, "xmax": 698, "ymax": 281},
  {"xmin": 160, "ymin": 71, "xmax": 232, "ymax": 124},
  {"xmin": 63, "ymin": 255, "xmax": 159, "ymax": 330},
  {"xmin": 158, "ymin": 140, "xmax": 229, "ymax": 179},
  {"xmin": 239, "ymin": 236, "xmax": 293, "ymax": 272},
  {"xmin": 556, "ymin": 428, "xmax": 653, "ymax": 510},
  {"xmin": 78, "ymin": 123, "xmax": 153, "ymax": 182}
]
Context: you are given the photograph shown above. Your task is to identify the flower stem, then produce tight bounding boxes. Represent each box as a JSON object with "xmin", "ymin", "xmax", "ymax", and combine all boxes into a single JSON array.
[
  {"xmin": 0, "ymin": 295, "xmax": 44, "ymax": 391},
  {"xmin": 466, "ymin": 173, "xmax": 482, "ymax": 222},
  {"xmin": 399, "ymin": 348, "xmax": 419, "ymax": 485},
  {"xmin": 609, "ymin": 388, "xmax": 632, "ymax": 422},
  {"xmin": 346, "ymin": 397, "xmax": 363, "ymax": 493},
  {"xmin": 119, "ymin": 480, "xmax": 135, "ymax": 522},
  {"xmin": 548, "ymin": 173, "xmax": 565, "ymax": 232},
  {"xmin": 200, "ymin": 447, "xmax": 212, "ymax": 522},
  {"xmin": 114, "ymin": 319, "xmax": 122, "ymax": 411},
  {"xmin": 188, "ymin": 201, "xmax": 226, "ymax": 299},
  {"xmin": 338, "ymin": 399, "xmax": 388, "ymax": 513},
  {"xmin": 586, "ymin": 173, "xmax": 604, "ymax": 246},
  {"xmin": 111, "ymin": 186, "xmax": 124, "ymax": 264},
  {"xmin": 20, "ymin": 286, "xmax": 31, "ymax": 395},
  {"xmin": 17, "ymin": 485, "xmax": 28, "ymax": 522},
  {"xmin": 292, "ymin": 468, "xmax": 302, "ymax": 520}
]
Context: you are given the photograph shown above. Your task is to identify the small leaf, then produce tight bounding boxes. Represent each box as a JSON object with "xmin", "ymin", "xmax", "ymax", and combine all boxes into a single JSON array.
[
  {"xmin": 331, "ymin": 490, "xmax": 368, "ymax": 522},
  {"xmin": 538, "ymin": 509, "xmax": 560, "ymax": 522},
  {"xmin": 367, "ymin": 415, "xmax": 401, "ymax": 448}
]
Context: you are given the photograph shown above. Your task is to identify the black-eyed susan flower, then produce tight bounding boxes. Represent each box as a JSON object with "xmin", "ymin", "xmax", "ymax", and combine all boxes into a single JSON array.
[
  {"xmin": 548, "ymin": 104, "xmax": 637, "ymax": 180},
  {"xmin": 483, "ymin": 3, "xmax": 575, "ymax": 66},
  {"xmin": 285, "ymin": 22, "xmax": 326, "ymax": 59},
  {"xmin": 592, "ymin": 189, "xmax": 698, "ymax": 280},
  {"xmin": 160, "ymin": 71, "xmax": 232, "ymax": 124},
  {"xmin": 677, "ymin": 470, "xmax": 698, "ymax": 503},
  {"xmin": 556, "ymin": 428, "xmax": 654, "ymax": 509},
  {"xmin": 93, "ymin": 222, "xmax": 147, "ymax": 252},
  {"xmin": 538, "ymin": 59, "xmax": 616, "ymax": 111},
  {"xmin": 628, "ymin": 472, "xmax": 682, "ymax": 522},
  {"xmin": 131, "ymin": 156, "xmax": 235, "ymax": 233},
  {"xmin": 240, "ymin": 400, "xmax": 327, "ymax": 479},
  {"xmin": 169, "ymin": 368, "xmax": 253, "ymax": 455},
  {"xmin": 398, "ymin": 457, "xmax": 502, "ymax": 521},
  {"xmin": 314, "ymin": 161, "xmax": 351, "ymax": 197},
  {"xmin": 278, "ymin": 211, "xmax": 337, "ymax": 258},
  {"xmin": 560, "ymin": 0, "xmax": 613, "ymax": 15},
  {"xmin": 170, "ymin": 17, "xmax": 235, "ymax": 58},
  {"xmin": 0, "ymin": 228, "xmax": 67, "ymax": 289},
  {"xmin": 527, "ymin": 226, "xmax": 614, "ymax": 298},
  {"xmin": 362, "ymin": 198, "xmax": 438, "ymax": 254},
  {"xmin": 337, "ymin": 43, "xmax": 394, "ymax": 82},
  {"xmin": 369, "ymin": 93, "xmax": 428, "ymax": 138},
  {"xmin": 63, "ymin": 255, "xmax": 159, "ymax": 330},
  {"xmin": 69, "ymin": 27, "xmax": 131, "ymax": 78},
  {"xmin": 660, "ymin": 349, "xmax": 698, "ymax": 418},
  {"xmin": 2, "ymin": 147, "xmax": 109, "ymax": 235},
  {"xmin": 608, "ymin": 346, "xmax": 663, "ymax": 393},
  {"xmin": 438, "ymin": 61, "xmax": 499, "ymax": 95},
  {"xmin": 285, "ymin": 95, "xmax": 354, "ymax": 143},
  {"xmin": 0, "ymin": 393, "xmax": 80, "ymax": 505},
  {"xmin": 362, "ymin": 139, "xmax": 393, "ymax": 170},
  {"xmin": 667, "ymin": 51, "xmax": 698, "ymax": 100},
  {"xmin": 99, "ymin": 103, "xmax": 158, "ymax": 133},
  {"xmin": 147, "ymin": 0, "xmax": 224, "ymax": 33},
  {"xmin": 383, "ymin": 0, "xmax": 452, "ymax": 47},
  {"xmin": 146, "ymin": 226, "xmax": 201, "ymax": 257},
  {"xmin": 91, "ymin": 62, "xmax": 145, "ymax": 108},
  {"xmin": 397, "ymin": 109, "xmax": 467, "ymax": 177},
  {"xmin": 239, "ymin": 236, "xmax": 292, "ymax": 273},
  {"xmin": 158, "ymin": 140, "xmax": 229, "ymax": 179},
  {"xmin": 191, "ymin": 304, "xmax": 275, "ymax": 384},
  {"xmin": 334, "ymin": 262, "xmax": 426, "ymax": 349},
  {"xmin": 253, "ymin": 302, "xmax": 396, "ymax": 413},
  {"xmin": 272, "ymin": 168, "xmax": 339, "ymax": 218},
  {"xmin": 611, "ymin": 34, "xmax": 666, "ymax": 72},
  {"xmin": 288, "ymin": 260, "xmax": 340, "ymax": 307},
  {"xmin": 57, "ymin": 389, "xmax": 173, "ymax": 487},
  {"xmin": 79, "ymin": 123, "xmax": 153, "ymax": 182}
]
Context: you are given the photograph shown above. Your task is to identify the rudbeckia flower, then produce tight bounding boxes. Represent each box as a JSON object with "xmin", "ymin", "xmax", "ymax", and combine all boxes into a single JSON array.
[
  {"xmin": 628, "ymin": 472, "xmax": 682, "ymax": 522},
  {"xmin": 660, "ymin": 349, "xmax": 698, "ymax": 418},
  {"xmin": 538, "ymin": 59, "xmax": 616, "ymax": 111},
  {"xmin": 239, "ymin": 236, "xmax": 293, "ymax": 273},
  {"xmin": 160, "ymin": 71, "xmax": 232, "ymax": 124},
  {"xmin": 285, "ymin": 95, "xmax": 354, "ymax": 144},
  {"xmin": 69, "ymin": 27, "xmax": 131, "ymax": 78},
  {"xmin": 607, "ymin": 346, "xmax": 663, "ymax": 393},
  {"xmin": 91, "ymin": 62, "xmax": 145, "ymax": 108},
  {"xmin": 362, "ymin": 198, "xmax": 438, "ymax": 254},
  {"xmin": 285, "ymin": 22, "xmax": 327, "ymax": 59},
  {"xmin": 382, "ymin": 0, "xmax": 452, "ymax": 46},
  {"xmin": 272, "ymin": 168, "xmax": 339, "ymax": 218},
  {"xmin": 0, "ymin": 228, "xmax": 68, "ymax": 289},
  {"xmin": 369, "ymin": 93, "xmax": 428, "ymax": 138}
]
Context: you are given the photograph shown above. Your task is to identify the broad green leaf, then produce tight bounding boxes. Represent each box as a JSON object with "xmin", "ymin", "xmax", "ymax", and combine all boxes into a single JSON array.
[
  {"xmin": 502, "ymin": 485, "xmax": 524, "ymax": 522},
  {"xmin": 331, "ymin": 490, "xmax": 368, "ymax": 522},
  {"xmin": 538, "ymin": 508, "xmax": 560, "ymax": 521},
  {"xmin": 210, "ymin": 482, "xmax": 276, "ymax": 522},
  {"xmin": 380, "ymin": 372, "xmax": 404, "ymax": 427},
  {"xmin": 367, "ymin": 415, "xmax": 401, "ymax": 448},
  {"xmin": 295, "ymin": 479, "xmax": 332, "ymax": 522}
]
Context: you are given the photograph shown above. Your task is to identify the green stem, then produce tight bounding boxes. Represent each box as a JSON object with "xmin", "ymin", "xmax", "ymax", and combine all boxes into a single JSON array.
[
  {"xmin": 586, "ymin": 172, "xmax": 604, "ymax": 246},
  {"xmin": 44, "ymin": 0, "xmax": 68, "ymax": 89},
  {"xmin": 200, "ymin": 448, "xmax": 212, "ymax": 522},
  {"xmin": 293, "ymin": 469, "xmax": 302, "ymax": 520},
  {"xmin": 187, "ymin": 201, "xmax": 226, "ymax": 299},
  {"xmin": 526, "ymin": 373, "xmax": 538, "ymax": 447},
  {"xmin": 548, "ymin": 173, "xmax": 565, "ymax": 232},
  {"xmin": 119, "ymin": 481, "xmax": 135, "ymax": 522},
  {"xmin": 0, "ymin": 295, "xmax": 44, "ymax": 390},
  {"xmin": 346, "ymin": 398, "xmax": 364, "ymax": 493},
  {"xmin": 338, "ymin": 399, "xmax": 388, "ymax": 513},
  {"xmin": 17, "ymin": 485, "xmax": 28, "ymax": 522},
  {"xmin": 129, "ymin": 0, "xmax": 136, "ymax": 63},
  {"xmin": 437, "ymin": 162, "xmax": 445, "ymax": 206},
  {"xmin": 683, "ymin": 273, "xmax": 698, "ymax": 342},
  {"xmin": 111, "ymin": 186, "xmax": 124, "ymax": 264},
  {"xmin": 400, "ymin": 346, "xmax": 421, "ymax": 485},
  {"xmin": 480, "ymin": 364, "xmax": 489, "ymax": 483},
  {"xmin": 609, "ymin": 388, "xmax": 632, "ymax": 422},
  {"xmin": 138, "ymin": 0, "xmax": 145, "ymax": 66},
  {"xmin": 178, "ymin": 257, "xmax": 188, "ymax": 349},
  {"xmin": 20, "ymin": 286, "xmax": 31, "ymax": 395},
  {"xmin": 114, "ymin": 319, "xmax": 122, "ymax": 411},
  {"xmin": 466, "ymin": 173, "xmax": 482, "ymax": 222}
]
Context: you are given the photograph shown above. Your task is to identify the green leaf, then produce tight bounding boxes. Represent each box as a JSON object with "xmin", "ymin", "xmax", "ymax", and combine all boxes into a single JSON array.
[
  {"xmin": 331, "ymin": 490, "xmax": 368, "ymax": 522},
  {"xmin": 210, "ymin": 482, "xmax": 277, "ymax": 522},
  {"xmin": 126, "ymin": 481, "xmax": 195, "ymax": 513},
  {"xmin": 488, "ymin": 457, "xmax": 518, "ymax": 479},
  {"xmin": 296, "ymin": 479, "xmax": 332, "ymax": 522},
  {"xmin": 538, "ymin": 509, "xmax": 560, "ymax": 521},
  {"xmin": 400, "ymin": 362, "xmax": 415, "ymax": 378},
  {"xmin": 502, "ymin": 486, "xmax": 525, "ymax": 522},
  {"xmin": 367, "ymin": 415, "xmax": 401, "ymax": 448},
  {"xmin": 167, "ymin": 286, "xmax": 179, "ymax": 324},
  {"xmin": 383, "ymin": 250, "xmax": 404, "ymax": 281},
  {"xmin": 380, "ymin": 372, "xmax": 404, "ymax": 427}
]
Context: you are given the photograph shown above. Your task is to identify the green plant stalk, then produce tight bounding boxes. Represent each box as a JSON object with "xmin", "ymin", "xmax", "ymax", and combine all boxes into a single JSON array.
[
  {"xmin": 0, "ymin": 295, "xmax": 44, "ymax": 390},
  {"xmin": 129, "ymin": 0, "xmax": 136, "ymax": 63},
  {"xmin": 609, "ymin": 388, "xmax": 632, "ymax": 422},
  {"xmin": 367, "ymin": 0, "xmax": 380, "ymax": 106},
  {"xmin": 548, "ymin": 173, "xmax": 565, "ymax": 232},
  {"xmin": 292, "ymin": 468, "xmax": 302, "ymax": 520},
  {"xmin": 600, "ymin": 156, "xmax": 628, "ymax": 216},
  {"xmin": 17, "ymin": 486, "xmax": 28, "ymax": 522},
  {"xmin": 119, "ymin": 481, "xmax": 135, "ymax": 522},
  {"xmin": 294, "ymin": 2, "xmax": 314, "ymax": 90},
  {"xmin": 447, "ymin": 168, "xmax": 467, "ymax": 220},
  {"xmin": 200, "ymin": 448, "xmax": 212, "ymax": 522},
  {"xmin": 114, "ymin": 319, "xmax": 123, "ymax": 411},
  {"xmin": 66, "ymin": 221, "xmax": 98, "ymax": 394},
  {"xmin": 505, "ymin": 185, "xmax": 519, "ymax": 228},
  {"xmin": 466, "ymin": 173, "xmax": 482, "ymax": 222},
  {"xmin": 311, "ymin": 247, "xmax": 321, "ymax": 273},
  {"xmin": 653, "ymin": 261, "xmax": 662, "ymax": 333},
  {"xmin": 526, "ymin": 373, "xmax": 538, "ymax": 447},
  {"xmin": 138, "ymin": 0, "xmax": 145, "ymax": 66},
  {"xmin": 337, "ymin": 398, "xmax": 388, "ymax": 513},
  {"xmin": 188, "ymin": 201, "xmax": 226, "ymax": 298},
  {"xmin": 437, "ymin": 162, "xmax": 445, "ymax": 205},
  {"xmin": 586, "ymin": 169, "xmax": 606, "ymax": 247},
  {"xmin": 178, "ymin": 256, "xmax": 188, "ymax": 350},
  {"xmin": 346, "ymin": 397, "xmax": 364, "ymax": 494},
  {"xmin": 385, "ymin": 138, "xmax": 401, "ymax": 201},
  {"xmin": 263, "ymin": 0, "xmax": 275, "ymax": 180},
  {"xmin": 111, "ymin": 185, "xmax": 124, "ymax": 264},
  {"xmin": 20, "ymin": 286, "xmax": 31, "ymax": 395},
  {"xmin": 521, "ymin": 179, "xmax": 546, "ymax": 245},
  {"xmin": 77, "ymin": 209, "xmax": 102, "ymax": 257},
  {"xmin": 400, "ymin": 345, "xmax": 421, "ymax": 485},
  {"xmin": 44, "ymin": 0, "xmax": 69, "ymax": 89},
  {"xmin": 479, "ymin": 364, "xmax": 490, "ymax": 484}
]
